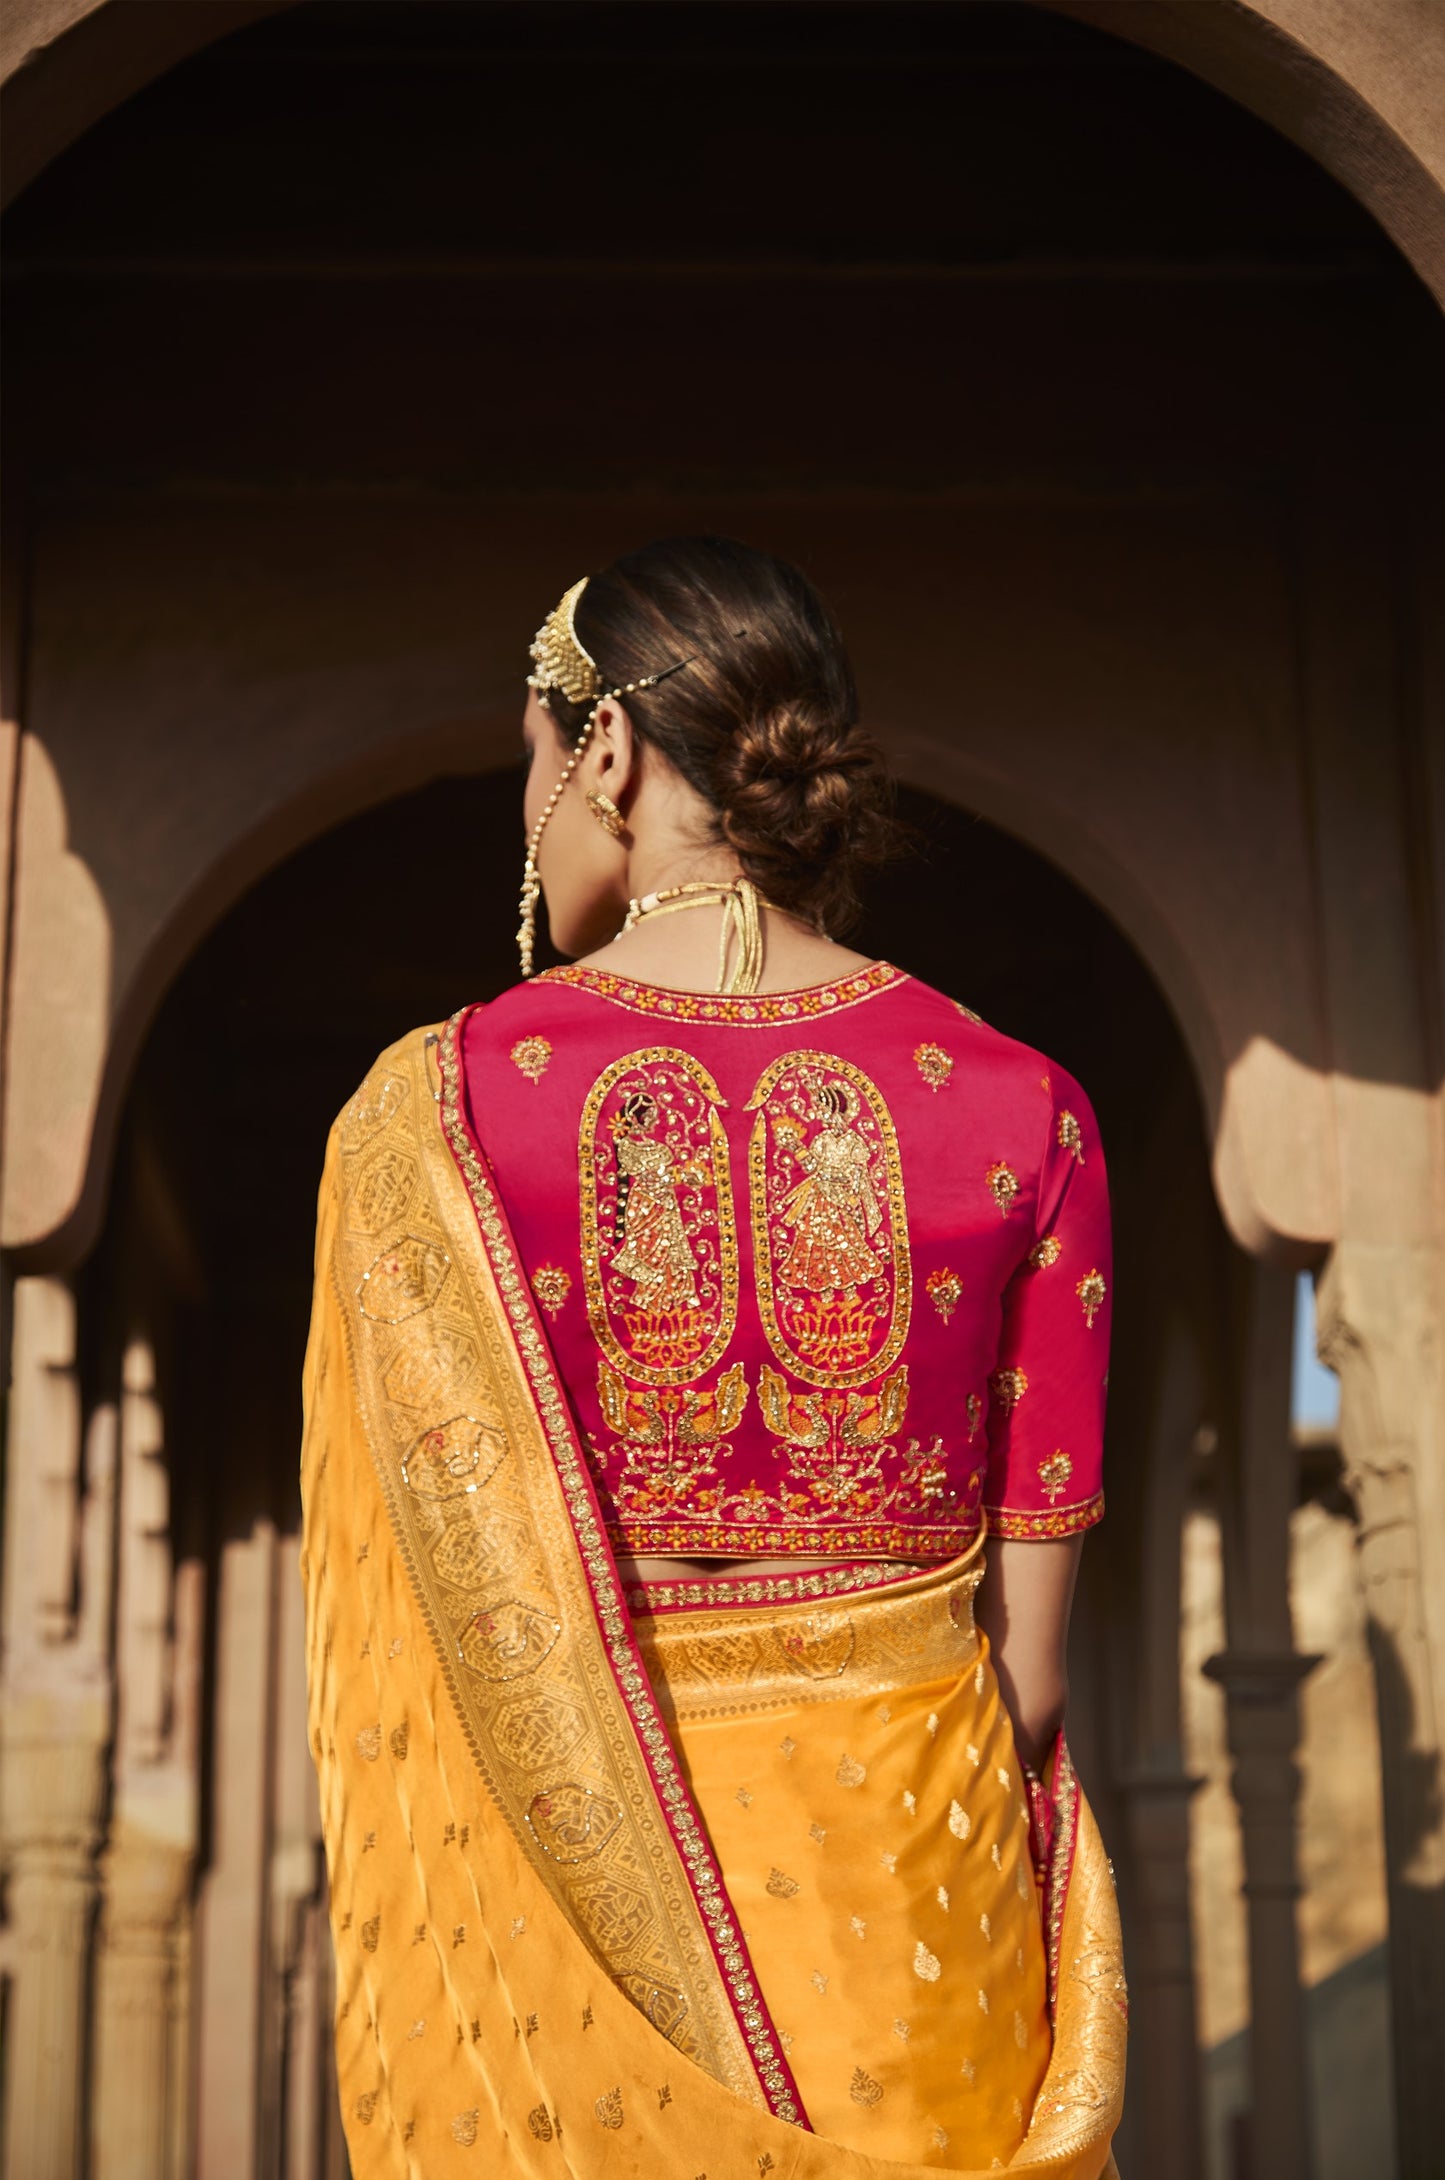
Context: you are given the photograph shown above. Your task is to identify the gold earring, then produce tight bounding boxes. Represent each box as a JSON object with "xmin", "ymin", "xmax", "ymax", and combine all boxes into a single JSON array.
[{"xmin": 585, "ymin": 788, "xmax": 626, "ymax": 839}]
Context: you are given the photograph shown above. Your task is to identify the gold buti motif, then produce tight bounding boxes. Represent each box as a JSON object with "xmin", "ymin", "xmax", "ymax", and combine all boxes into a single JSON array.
[
  {"xmin": 926, "ymin": 1266, "xmax": 963, "ymax": 1323},
  {"xmin": 989, "ymin": 1366, "xmax": 1029, "ymax": 1415},
  {"xmin": 1057, "ymin": 1110, "xmax": 1085, "ymax": 1161},
  {"xmin": 1029, "ymin": 1234, "xmax": 1063, "ymax": 1270},
  {"xmin": 450, "ymin": 2110, "xmax": 479, "ymax": 2147},
  {"xmin": 836, "ymin": 1753, "xmax": 867, "ymax": 1788},
  {"xmin": 357, "ymin": 1236, "xmax": 451, "ymax": 1322},
  {"xmin": 765, "ymin": 1867, "xmax": 801, "ymax": 1898},
  {"xmin": 850, "ymin": 2066, "xmax": 885, "ymax": 2107},
  {"xmin": 913, "ymin": 1941, "xmax": 942, "ymax": 1982},
  {"xmin": 580, "ymin": 1048, "xmax": 738, "ymax": 1385},
  {"xmin": 966, "ymin": 1392, "xmax": 983, "ymax": 1439},
  {"xmin": 913, "ymin": 1041, "xmax": 955, "ymax": 1091},
  {"xmin": 1077, "ymin": 1267, "xmax": 1107, "ymax": 1328},
  {"xmin": 986, "ymin": 1161, "xmax": 1021, "ymax": 1218},
  {"xmin": 527, "ymin": 2105, "xmax": 554, "ymax": 2141},
  {"xmin": 401, "ymin": 1414, "xmax": 507, "ymax": 1500},
  {"xmin": 510, "ymin": 1035, "xmax": 553, "ymax": 1084},
  {"xmin": 1038, "ymin": 1450, "xmax": 1075, "ymax": 1503},
  {"xmin": 746, "ymin": 1051, "xmax": 911, "ymax": 1388},
  {"xmin": 531, "ymin": 1263, "xmax": 572, "ymax": 1317}
]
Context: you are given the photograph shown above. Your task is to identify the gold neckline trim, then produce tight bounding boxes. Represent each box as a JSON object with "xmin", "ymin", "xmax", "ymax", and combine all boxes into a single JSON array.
[{"xmin": 536, "ymin": 959, "xmax": 905, "ymax": 1021}]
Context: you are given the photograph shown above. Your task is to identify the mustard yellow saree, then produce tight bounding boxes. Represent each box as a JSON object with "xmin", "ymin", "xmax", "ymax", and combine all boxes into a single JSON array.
[{"xmin": 300, "ymin": 1021, "xmax": 1126, "ymax": 2176}]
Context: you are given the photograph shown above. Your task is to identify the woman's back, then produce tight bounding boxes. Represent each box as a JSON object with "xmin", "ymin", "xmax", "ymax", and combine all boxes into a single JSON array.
[{"xmin": 463, "ymin": 962, "xmax": 1110, "ymax": 1580}]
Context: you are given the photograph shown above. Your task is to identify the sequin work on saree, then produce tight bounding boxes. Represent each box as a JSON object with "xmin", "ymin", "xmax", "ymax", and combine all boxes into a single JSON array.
[{"xmin": 299, "ymin": 1017, "xmax": 1127, "ymax": 2178}]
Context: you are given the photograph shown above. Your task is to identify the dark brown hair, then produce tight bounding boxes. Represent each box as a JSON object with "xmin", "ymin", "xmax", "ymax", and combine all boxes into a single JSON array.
[{"xmin": 540, "ymin": 537, "xmax": 897, "ymax": 931}]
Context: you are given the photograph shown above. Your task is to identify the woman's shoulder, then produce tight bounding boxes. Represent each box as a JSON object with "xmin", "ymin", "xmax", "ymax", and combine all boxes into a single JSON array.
[{"xmin": 892, "ymin": 971, "xmax": 1094, "ymax": 1109}]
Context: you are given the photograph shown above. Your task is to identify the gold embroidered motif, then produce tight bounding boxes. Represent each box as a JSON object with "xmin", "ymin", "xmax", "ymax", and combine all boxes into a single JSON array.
[
  {"xmin": 510, "ymin": 1035, "xmax": 553, "ymax": 1085},
  {"xmin": 753, "ymin": 1362, "xmax": 943, "ymax": 1536},
  {"xmin": 1029, "ymin": 1235, "xmax": 1062, "ymax": 1270},
  {"xmin": 360, "ymin": 1914, "xmax": 380, "ymax": 1952},
  {"xmin": 880, "ymin": 1851, "xmax": 897, "ymax": 1872},
  {"xmin": 658, "ymin": 2084, "xmax": 672, "ymax": 2109},
  {"xmin": 836, "ymin": 1754, "xmax": 867, "ymax": 1788},
  {"xmin": 953, "ymin": 1000, "xmax": 985, "ymax": 1025},
  {"xmin": 810, "ymin": 1970, "xmax": 829, "ymax": 1995},
  {"xmin": 355, "ymin": 2092, "xmax": 378, "ymax": 2124},
  {"xmin": 389, "ymin": 1722, "xmax": 408, "ymax": 1758},
  {"xmin": 961, "ymin": 2058, "xmax": 976, "ymax": 2084},
  {"xmin": 1014, "ymin": 2010, "xmax": 1029, "ymax": 2050},
  {"xmin": 765, "ymin": 1868, "xmax": 800, "ymax": 1898},
  {"xmin": 735, "ymin": 1787, "xmax": 753, "ymax": 1809},
  {"xmin": 779, "ymin": 1735, "xmax": 796, "ymax": 1758},
  {"xmin": 1038, "ymin": 1450, "xmax": 1075, "ymax": 1503},
  {"xmin": 913, "ymin": 1042, "xmax": 954, "ymax": 1091},
  {"xmin": 1057, "ymin": 1110, "xmax": 1085, "ymax": 1161},
  {"xmin": 451, "ymin": 2110, "xmax": 479, "ymax": 2146},
  {"xmin": 913, "ymin": 1941, "xmax": 942, "ymax": 1982},
  {"xmin": 850, "ymin": 1916, "xmax": 867, "ymax": 1938},
  {"xmin": 355, "ymin": 1724, "xmax": 381, "ymax": 1760},
  {"xmin": 594, "ymin": 2087, "xmax": 624, "ymax": 2130},
  {"xmin": 596, "ymin": 1358, "xmax": 747, "ymax": 1529},
  {"xmin": 809, "ymin": 1822, "xmax": 826, "ymax": 1843},
  {"xmin": 850, "ymin": 2065, "xmax": 884, "ymax": 2106},
  {"xmin": 747, "ymin": 1053, "xmax": 911, "ymax": 1388},
  {"xmin": 966, "ymin": 1393, "xmax": 983, "ymax": 1439},
  {"xmin": 985, "ymin": 1162, "xmax": 1021, "ymax": 1217},
  {"xmin": 925, "ymin": 1267, "xmax": 963, "ymax": 1323},
  {"xmin": 902, "ymin": 1789, "xmax": 916, "ymax": 1815},
  {"xmin": 1077, "ymin": 1268, "xmax": 1107, "ymax": 1328},
  {"xmin": 532, "ymin": 1264, "xmax": 572, "ymax": 1318},
  {"xmin": 948, "ymin": 1800, "xmax": 970, "ymax": 1840},
  {"xmin": 892, "ymin": 2017, "xmax": 911, "ymax": 2040},
  {"xmin": 581, "ymin": 1050, "xmax": 738, "ymax": 1384},
  {"xmin": 937, "ymin": 1885, "xmax": 949, "ymax": 1910},
  {"xmin": 527, "ymin": 2104, "xmax": 555, "ymax": 2141},
  {"xmin": 988, "ymin": 1366, "xmax": 1028, "ymax": 1415},
  {"xmin": 981, "ymin": 1911, "xmax": 994, "ymax": 1940}
]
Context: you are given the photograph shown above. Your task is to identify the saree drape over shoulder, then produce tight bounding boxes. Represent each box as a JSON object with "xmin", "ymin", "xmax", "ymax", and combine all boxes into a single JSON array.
[{"xmin": 300, "ymin": 980, "xmax": 1127, "ymax": 2178}]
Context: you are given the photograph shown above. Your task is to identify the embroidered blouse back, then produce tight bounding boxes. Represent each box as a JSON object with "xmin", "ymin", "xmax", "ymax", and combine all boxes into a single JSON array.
[{"xmin": 461, "ymin": 964, "xmax": 1111, "ymax": 1565}]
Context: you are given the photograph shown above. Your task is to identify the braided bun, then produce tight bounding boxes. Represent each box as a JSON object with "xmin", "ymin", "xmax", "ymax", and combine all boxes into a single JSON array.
[{"xmin": 542, "ymin": 537, "xmax": 899, "ymax": 931}]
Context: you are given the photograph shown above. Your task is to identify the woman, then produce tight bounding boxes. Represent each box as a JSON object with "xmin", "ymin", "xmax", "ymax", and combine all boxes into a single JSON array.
[{"xmin": 300, "ymin": 538, "xmax": 1126, "ymax": 2177}]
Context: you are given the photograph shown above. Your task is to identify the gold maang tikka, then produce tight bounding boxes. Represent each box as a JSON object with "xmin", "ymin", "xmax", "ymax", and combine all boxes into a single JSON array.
[{"xmin": 517, "ymin": 576, "xmax": 687, "ymax": 976}]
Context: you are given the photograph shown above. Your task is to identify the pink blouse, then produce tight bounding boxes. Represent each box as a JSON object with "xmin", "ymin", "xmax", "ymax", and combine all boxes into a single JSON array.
[{"xmin": 460, "ymin": 962, "xmax": 1111, "ymax": 1565}]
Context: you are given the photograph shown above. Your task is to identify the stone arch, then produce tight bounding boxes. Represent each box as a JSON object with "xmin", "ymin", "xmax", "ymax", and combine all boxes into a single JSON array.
[{"xmin": 5, "ymin": 0, "xmax": 1444, "ymax": 302}]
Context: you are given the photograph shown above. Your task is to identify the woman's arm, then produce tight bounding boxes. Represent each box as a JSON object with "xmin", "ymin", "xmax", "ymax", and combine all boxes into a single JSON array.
[{"xmin": 974, "ymin": 1535, "xmax": 1083, "ymax": 1771}]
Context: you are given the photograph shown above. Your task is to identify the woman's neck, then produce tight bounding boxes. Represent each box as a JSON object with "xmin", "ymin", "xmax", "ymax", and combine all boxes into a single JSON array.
[{"xmin": 575, "ymin": 900, "xmax": 873, "ymax": 995}]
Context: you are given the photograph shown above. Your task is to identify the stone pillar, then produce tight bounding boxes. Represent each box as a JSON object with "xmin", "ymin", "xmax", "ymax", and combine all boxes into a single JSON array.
[
  {"xmin": 1209, "ymin": 1260, "xmax": 1318, "ymax": 2180},
  {"xmin": 1113, "ymin": 1311, "xmax": 1206, "ymax": 2179},
  {"xmin": 1317, "ymin": 1240, "xmax": 1445, "ymax": 2180},
  {"xmin": 0, "ymin": 1276, "xmax": 112, "ymax": 2180},
  {"xmin": 92, "ymin": 1335, "xmax": 203, "ymax": 2180}
]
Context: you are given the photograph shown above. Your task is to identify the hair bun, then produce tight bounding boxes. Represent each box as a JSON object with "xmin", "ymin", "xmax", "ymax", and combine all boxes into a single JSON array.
[{"xmin": 714, "ymin": 702, "xmax": 893, "ymax": 926}]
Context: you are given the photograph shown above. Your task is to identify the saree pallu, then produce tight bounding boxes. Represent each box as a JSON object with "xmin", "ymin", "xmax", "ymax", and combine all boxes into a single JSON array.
[{"xmin": 300, "ymin": 1020, "xmax": 1127, "ymax": 2179}]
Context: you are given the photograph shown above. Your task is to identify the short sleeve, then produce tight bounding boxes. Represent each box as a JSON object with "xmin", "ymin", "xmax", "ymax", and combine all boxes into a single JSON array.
[{"xmin": 983, "ymin": 1065, "xmax": 1111, "ymax": 1539}]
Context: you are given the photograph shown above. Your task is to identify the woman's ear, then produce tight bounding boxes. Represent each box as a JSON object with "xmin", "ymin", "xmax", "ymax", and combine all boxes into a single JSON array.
[{"xmin": 589, "ymin": 697, "xmax": 637, "ymax": 804}]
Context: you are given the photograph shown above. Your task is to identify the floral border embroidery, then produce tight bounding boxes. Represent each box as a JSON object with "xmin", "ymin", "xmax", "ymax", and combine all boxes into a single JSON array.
[
  {"xmin": 983, "ymin": 1493, "xmax": 1105, "ymax": 1541},
  {"xmin": 606, "ymin": 1517, "xmax": 979, "ymax": 1561},
  {"xmin": 537, "ymin": 961, "xmax": 905, "ymax": 1023},
  {"xmin": 624, "ymin": 1559, "xmax": 922, "ymax": 1617},
  {"xmin": 437, "ymin": 1016, "xmax": 806, "ymax": 2127}
]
